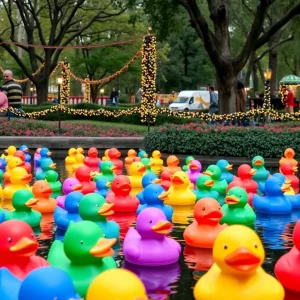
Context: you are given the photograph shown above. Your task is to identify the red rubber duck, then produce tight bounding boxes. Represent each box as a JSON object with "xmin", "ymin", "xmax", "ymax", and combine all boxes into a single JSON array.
[
  {"xmin": 227, "ymin": 164, "xmax": 258, "ymax": 206},
  {"xmin": 83, "ymin": 147, "xmax": 101, "ymax": 171},
  {"xmin": 106, "ymin": 175, "xmax": 139, "ymax": 212},
  {"xmin": 280, "ymin": 162, "xmax": 299, "ymax": 193},
  {"xmin": 32, "ymin": 180, "xmax": 57, "ymax": 213},
  {"xmin": 14, "ymin": 150, "xmax": 31, "ymax": 173},
  {"xmin": 0, "ymin": 220, "xmax": 49, "ymax": 279},
  {"xmin": 275, "ymin": 220, "xmax": 300, "ymax": 292},
  {"xmin": 75, "ymin": 165, "xmax": 96, "ymax": 194},
  {"xmin": 108, "ymin": 148, "xmax": 123, "ymax": 175},
  {"xmin": 183, "ymin": 198, "xmax": 227, "ymax": 248},
  {"xmin": 160, "ymin": 171, "xmax": 172, "ymax": 191}
]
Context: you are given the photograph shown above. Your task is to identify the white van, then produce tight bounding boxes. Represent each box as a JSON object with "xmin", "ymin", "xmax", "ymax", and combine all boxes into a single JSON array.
[{"xmin": 169, "ymin": 90, "xmax": 215, "ymax": 111}]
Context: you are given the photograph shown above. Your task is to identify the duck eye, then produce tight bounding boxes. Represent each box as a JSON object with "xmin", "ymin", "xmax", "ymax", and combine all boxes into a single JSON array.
[
  {"xmin": 254, "ymin": 243, "xmax": 258, "ymax": 248},
  {"xmin": 149, "ymin": 220, "xmax": 152, "ymax": 224},
  {"xmin": 7, "ymin": 237, "xmax": 12, "ymax": 243},
  {"xmin": 202, "ymin": 207, "xmax": 205, "ymax": 211},
  {"xmin": 80, "ymin": 240, "xmax": 84, "ymax": 244},
  {"xmin": 239, "ymin": 195, "xmax": 242, "ymax": 198},
  {"xmin": 223, "ymin": 244, "xmax": 228, "ymax": 250}
]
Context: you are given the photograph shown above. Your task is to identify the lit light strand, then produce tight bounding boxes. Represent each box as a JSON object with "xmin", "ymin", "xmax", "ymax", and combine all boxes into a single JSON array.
[{"xmin": 60, "ymin": 59, "xmax": 70, "ymax": 104}]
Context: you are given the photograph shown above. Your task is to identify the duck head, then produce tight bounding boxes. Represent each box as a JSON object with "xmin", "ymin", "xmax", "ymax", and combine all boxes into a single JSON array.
[
  {"xmin": 138, "ymin": 150, "xmax": 148, "ymax": 158},
  {"xmin": 10, "ymin": 167, "xmax": 32, "ymax": 185},
  {"xmin": 88, "ymin": 147, "xmax": 99, "ymax": 158},
  {"xmin": 0, "ymin": 220, "xmax": 39, "ymax": 262},
  {"xmin": 77, "ymin": 147, "xmax": 84, "ymax": 155},
  {"xmin": 265, "ymin": 175, "xmax": 291, "ymax": 196},
  {"xmin": 75, "ymin": 153, "xmax": 85, "ymax": 164},
  {"xmin": 79, "ymin": 193, "xmax": 114, "ymax": 222},
  {"xmin": 237, "ymin": 164, "xmax": 256, "ymax": 179},
  {"xmin": 40, "ymin": 158, "xmax": 56, "ymax": 172},
  {"xmin": 19, "ymin": 145, "xmax": 29, "ymax": 153},
  {"xmin": 188, "ymin": 160, "xmax": 202, "ymax": 173},
  {"xmin": 293, "ymin": 220, "xmax": 300, "ymax": 252},
  {"xmin": 203, "ymin": 165, "xmax": 221, "ymax": 181},
  {"xmin": 45, "ymin": 170, "xmax": 59, "ymax": 183},
  {"xmin": 161, "ymin": 170, "xmax": 172, "ymax": 181},
  {"xmin": 141, "ymin": 173, "xmax": 159, "ymax": 188},
  {"xmin": 252, "ymin": 156, "xmax": 265, "ymax": 169},
  {"xmin": 96, "ymin": 178, "xmax": 110, "ymax": 191},
  {"xmin": 152, "ymin": 150, "xmax": 162, "ymax": 159},
  {"xmin": 127, "ymin": 149, "xmax": 137, "ymax": 158},
  {"xmin": 166, "ymin": 155, "xmax": 180, "ymax": 167},
  {"xmin": 14, "ymin": 150, "xmax": 26, "ymax": 162},
  {"xmin": 65, "ymin": 191, "xmax": 84, "ymax": 214},
  {"xmin": 171, "ymin": 171, "xmax": 191, "ymax": 189},
  {"xmin": 12, "ymin": 189, "xmax": 37, "ymax": 211},
  {"xmin": 144, "ymin": 184, "xmax": 166, "ymax": 205},
  {"xmin": 195, "ymin": 174, "xmax": 214, "ymax": 191},
  {"xmin": 194, "ymin": 198, "xmax": 223, "ymax": 225},
  {"xmin": 111, "ymin": 175, "xmax": 132, "ymax": 196},
  {"xmin": 280, "ymin": 162, "xmax": 297, "ymax": 175},
  {"xmin": 213, "ymin": 225, "xmax": 264, "ymax": 276},
  {"xmin": 101, "ymin": 161, "xmax": 116, "ymax": 175},
  {"xmin": 32, "ymin": 180, "xmax": 53, "ymax": 199},
  {"xmin": 129, "ymin": 162, "xmax": 146, "ymax": 177},
  {"xmin": 62, "ymin": 177, "xmax": 83, "ymax": 195},
  {"xmin": 40, "ymin": 148, "xmax": 52, "ymax": 158},
  {"xmin": 64, "ymin": 221, "xmax": 116, "ymax": 263},
  {"xmin": 284, "ymin": 148, "xmax": 295, "ymax": 159},
  {"xmin": 8, "ymin": 157, "xmax": 25, "ymax": 170},
  {"xmin": 225, "ymin": 187, "xmax": 248, "ymax": 208},
  {"xmin": 68, "ymin": 148, "xmax": 77, "ymax": 157},
  {"xmin": 216, "ymin": 159, "xmax": 233, "ymax": 173},
  {"xmin": 140, "ymin": 158, "xmax": 152, "ymax": 171},
  {"xmin": 108, "ymin": 148, "xmax": 121, "ymax": 159},
  {"xmin": 4, "ymin": 146, "xmax": 16, "ymax": 156},
  {"xmin": 75, "ymin": 166, "xmax": 92, "ymax": 182},
  {"xmin": 185, "ymin": 156, "xmax": 195, "ymax": 166},
  {"xmin": 136, "ymin": 207, "xmax": 172, "ymax": 239},
  {"xmin": 86, "ymin": 268, "xmax": 147, "ymax": 300}
]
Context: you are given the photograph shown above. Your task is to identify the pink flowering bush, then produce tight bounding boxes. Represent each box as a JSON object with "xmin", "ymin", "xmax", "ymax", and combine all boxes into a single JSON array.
[
  {"xmin": 0, "ymin": 119, "xmax": 145, "ymax": 137},
  {"xmin": 144, "ymin": 122, "xmax": 300, "ymax": 158}
]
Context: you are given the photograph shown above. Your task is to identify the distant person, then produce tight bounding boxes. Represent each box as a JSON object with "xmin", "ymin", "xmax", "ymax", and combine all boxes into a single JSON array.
[
  {"xmin": 135, "ymin": 88, "xmax": 142, "ymax": 103},
  {"xmin": 237, "ymin": 80, "xmax": 246, "ymax": 113},
  {"xmin": 208, "ymin": 86, "xmax": 218, "ymax": 125},
  {"xmin": 110, "ymin": 87, "xmax": 118, "ymax": 107},
  {"xmin": 2, "ymin": 70, "xmax": 22, "ymax": 118},
  {"xmin": 285, "ymin": 86, "xmax": 295, "ymax": 114},
  {"xmin": 156, "ymin": 91, "xmax": 161, "ymax": 107},
  {"xmin": 0, "ymin": 86, "xmax": 8, "ymax": 117}
]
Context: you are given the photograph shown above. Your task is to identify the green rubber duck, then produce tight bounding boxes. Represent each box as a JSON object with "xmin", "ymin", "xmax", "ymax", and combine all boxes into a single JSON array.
[
  {"xmin": 5, "ymin": 189, "xmax": 42, "ymax": 227},
  {"xmin": 47, "ymin": 220, "xmax": 117, "ymax": 298},
  {"xmin": 221, "ymin": 186, "xmax": 256, "ymax": 227},
  {"xmin": 193, "ymin": 174, "xmax": 219, "ymax": 201},
  {"xmin": 252, "ymin": 155, "xmax": 270, "ymax": 185},
  {"xmin": 0, "ymin": 169, "xmax": 3, "ymax": 185},
  {"xmin": 94, "ymin": 161, "xmax": 116, "ymax": 183},
  {"xmin": 203, "ymin": 165, "xmax": 228, "ymax": 205},
  {"xmin": 45, "ymin": 170, "xmax": 62, "ymax": 198},
  {"xmin": 141, "ymin": 157, "xmax": 155, "ymax": 174},
  {"xmin": 182, "ymin": 156, "xmax": 195, "ymax": 172}
]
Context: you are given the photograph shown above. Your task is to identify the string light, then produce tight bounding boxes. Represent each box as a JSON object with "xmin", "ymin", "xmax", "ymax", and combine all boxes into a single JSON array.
[
  {"xmin": 60, "ymin": 58, "xmax": 70, "ymax": 104},
  {"xmin": 83, "ymin": 76, "xmax": 91, "ymax": 103}
]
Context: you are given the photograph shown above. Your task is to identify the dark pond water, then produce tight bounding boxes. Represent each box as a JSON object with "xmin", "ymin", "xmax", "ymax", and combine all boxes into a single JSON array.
[{"xmin": 2, "ymin": 153, "xmax": 299, "ymax": 300}]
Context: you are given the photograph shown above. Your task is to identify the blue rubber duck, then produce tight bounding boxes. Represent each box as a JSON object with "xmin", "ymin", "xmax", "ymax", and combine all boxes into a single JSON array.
[
  {"xmin": 36, "ymin": 158, "xmax": 56, "ymax": 180},
  {"xmin": 0, "ymin": 211, "xmax": 5, "ymax": 223},
  {"xmin": 0, "ymin": 158, "xmax": 7, "ymax": 171},
  {"xmin": 95, "ymin": 178, "xmax": 110, "ymax": 198},
  {"xmin": 19, "ymin": 145, "xmax": 31, "ymax": 163},
  {"xmin": 78, "ymin": 193, "xmax": 120, "ymax": 240},
  {"xmin": 136, "ymin": 173, "xmax": 159, "ymax": 204},
  {"xmin": 0, "ymin": 268, "xmax": 21, "ymax": 300},
  {"xmin": 54, "ymin": 191, "xmax": 84, "ymax": 231},
  {"xmin": 137, "ymin": 184, "xmax": 173, "ymax": 221},
  {"xmin": 216, "ymin": 159, "xmax": 234, "ymax": 184},
  {"xmin": 258, "ymin": 173, "xmax": 285, "ymax": 195},
  {"xmin": 193, "ymin": 174, "xmax": 219, "ymax": 201},
  {"xmin": 35, "ymin": 147, "xmax": 52, "ymax": 167},
  {"xmin": 253, "ymin": 174, "xmax": 292, "ymax": 214},
  {"xmin": 252, "ymin": 156, "xmax": 270, "ymax": 184}
]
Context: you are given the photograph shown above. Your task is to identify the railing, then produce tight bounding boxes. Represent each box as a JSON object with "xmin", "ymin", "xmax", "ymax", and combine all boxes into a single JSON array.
[{"xmin": 22, "ymin": 96, "xmax": 109, "ymax": 105}]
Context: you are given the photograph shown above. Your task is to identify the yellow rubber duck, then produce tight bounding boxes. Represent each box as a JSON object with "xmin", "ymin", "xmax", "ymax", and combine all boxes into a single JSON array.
[
  {"xmin": 194, "ymin": 225, "xmax": 284, "ymax": 300},
  {"xmin": 102, "ymin": 149, "xmax": 110, "ymax": 161},
  {"xmin": 3, "ymin": 167, "xmax": 32, "ymax": 200},
  {"xmin": 162, "ymin": 155, "xmax": 181, "ymax": 175},
  {"xmin": 128, "ymin": 162, "xmax": 146, "ymax": 196},
  {"xmin": 150, "ymin": 150, "xmax": 163, "ymax": 175},
  {"xmin": 77, "ymin": 147, "xmax": 85, "ymax": 155},
  {"xmin": 2, "ymin": 146, "xmax": 17, "ymax": 163},
  {"xmin": 163, "ymin": 171, "xmax": 196, "ymax": 205},
  {"xmin": 86, "ymin": 268, "xmax": 148, "ymax": 300},
  {"xmin": 4, "ymin": 157, "xmax": 25, "ymax": 184},
  {"xmin": 65, "ymin": 148, "xmax": 77, "ymax": 165},
  {"xmin": 72, "ymin": 153, "xmax": 85, "ymax": 171}
]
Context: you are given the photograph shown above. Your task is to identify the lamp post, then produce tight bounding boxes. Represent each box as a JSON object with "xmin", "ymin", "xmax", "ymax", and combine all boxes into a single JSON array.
[
  {"xmin": 30, "ymin": 85, "xmax": 34, "ymax": 105},
  {"xmin": 100, "ymin": 88, "xmax": 104, "ymax": 105},
  {"xmin": 56, "ymin": 75, "xmax": 63, "ymax": 134},
  {"xmin": 263, "ymin": 68, "xmax": 272, "ymax": 124}
]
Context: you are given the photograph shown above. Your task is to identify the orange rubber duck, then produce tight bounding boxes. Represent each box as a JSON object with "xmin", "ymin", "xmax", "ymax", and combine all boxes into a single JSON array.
[
  {"xmin": 280, "ymin": 148, "xmax": 298, "ymax": 167},
  {"xmin": 162, "ymin": 155, "xmax": 181, "ymax": 175},
  {"xmin": 184, "ymin": 198, "xmax": 227, "ymax": 248},
  {"xmin": 32, "ymin": 180, "xmax": 57, "ymax": 213},
  {"xmin": 125, "ymin": 149, "xmax": 140, "ymax": 165}
]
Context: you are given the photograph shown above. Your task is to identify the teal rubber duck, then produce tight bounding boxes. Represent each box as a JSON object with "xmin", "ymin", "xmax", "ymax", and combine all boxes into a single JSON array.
[
  {"xmin": 47, "ymin": 220, "xmax": 117, "ymax": 298},
  {"xmin": 0, "ymin": 169, "xmax": 3, "ymax": 185},
  {"xmin": 94, "ymin": 161, "xmax": 116, "ymax": 183},
  {"xmin": 221, "ymin": 187, "xmax": 256, "ymax": 227},
  {"xmin": 45, "ymin": 170, "xmax": 62, "ymax": 198},
  {"xmin": 203, "ymin": 165, "xmax": 228, "ymax": 205},
  {"xmin": 78, "ymin": 193, "xmax": 120, "ymax": 240},
  {"xmin": 141, "ymin": 157, "xmax": 155, "ymax": 174},
  {"xmin": 193, "ymin": 174, "xmax": 219, "ymax": 201},
  {"xmin": 36, "ymin": 158, "xmax": 56, "ymax": 180},
  {"xmin": 252, "ymin": 156, "xmax": 270, "ymax": 185},
  {"xmin": 5, "ymin": 189, "xmax": 42, "ymax": 227},
  {"xmin": 182, "ymin": 156, "xmax": 195, "ymax": 172}
]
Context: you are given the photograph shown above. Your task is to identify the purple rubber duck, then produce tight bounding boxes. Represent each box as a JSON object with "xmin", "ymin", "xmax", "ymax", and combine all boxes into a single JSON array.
[
  {"xmin": 186, "ymin": 160, "xmax": 202, "ymax": 186},
  {"xmin": 123, "ymin": 207, "xmax": 181, "ymax": 266},
  {"xmin": 56, "ymin": 178, "xmax": 83, "ymax": 208}
]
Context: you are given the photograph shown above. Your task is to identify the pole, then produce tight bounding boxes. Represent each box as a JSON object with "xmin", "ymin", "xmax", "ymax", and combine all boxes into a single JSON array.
[
  {"xmin": 30, "ymin": 90, "xmax": 33, "ymax": 105},
  {"xmin": 58, "ymin": 84, "xmax": 61, "ymax": 134}
]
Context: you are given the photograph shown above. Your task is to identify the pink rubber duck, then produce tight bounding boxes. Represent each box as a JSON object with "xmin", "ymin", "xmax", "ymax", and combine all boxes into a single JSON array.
[
  {"xmin": 186, "ymin": 160, "xmax": 202, "ymax": 186},
  {"xmin": 75, "ymin": 166, "xmax": 96, "ymax": 195},
  {"xmin": 280, "ymin": 162, "xmax": 299, "ymax": 193},
  {"xmin": 84, "ymin": 147, "xmax": 101, "ymax": 171},
  {"xmin": 108, "ymin": 148, "xmax": 123, "ymax": 175}
]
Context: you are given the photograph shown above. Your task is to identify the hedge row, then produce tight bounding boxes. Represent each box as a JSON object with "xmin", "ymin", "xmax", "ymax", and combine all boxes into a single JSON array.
[{"xmin": 144, "ymin": 123, "xmax": 300, "ymax": 158}]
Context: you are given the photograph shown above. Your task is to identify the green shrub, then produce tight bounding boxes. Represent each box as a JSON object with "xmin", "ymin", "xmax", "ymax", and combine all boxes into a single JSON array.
[{"xmin": 144, "ymin": 123, "xmax": 300, "ymax": 158}]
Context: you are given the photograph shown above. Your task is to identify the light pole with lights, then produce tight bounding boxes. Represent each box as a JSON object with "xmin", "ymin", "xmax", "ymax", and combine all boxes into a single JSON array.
[
  {"xmin": 263, "ymin": 68, "xmax": 272, "ymax": 124},
  {"xmin": 100, "ymin": 88, "xmax": 104, "ymax": 105},
  {"xmin": 30, "ymin": 85, "xmax": 34, "ymax": 105}
]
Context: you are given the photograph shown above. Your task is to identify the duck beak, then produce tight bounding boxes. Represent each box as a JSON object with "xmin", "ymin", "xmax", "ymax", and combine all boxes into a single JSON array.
[
  {"xmin": 117, "ymin": 151, "xmax": 121, "ymax": 158},
  {"xmin": 42, "ymin": 187, "xmax": 53, "ymax": 195},
  {"xmin": 254, "ymin": 160, "xmax": 263, "ymax": 166},
  {"xmin": 204, "ymin": 210, "xmax": 223, "ymax": 221},
  {"xmin": 21, "ymin": 174, "xmax": 32, "ymax": 182},
  {"xmin": 98, "ymin": 203, "xmax": 114, "ymax": 216},
  {"xmin": 203, "ymin": 170, "xmax": 213, "ymax": 177},
  {"xmin": 139, "ymin": 165, "xmax": 146, "ymax": 173},
  {"xmin": 226, "ymin": 164, "xmax": 233, "ymax": 170},
  {"xmin": 50, "ymin": 163, "xmax": 56, "ymax": 169},
  {"xmin": 10, "ymin": 237, "xmax": 38, "ymax": 257},
  {"xmin": 23, "ymin": 148, "xmax": 29, "ymax": 152},
  {"xmin": 47, "ymin": 151, "xmax": 52, "ymax": 156},
  {"xmin": 25, "ymin": 198, "xmax": 39, "ymax": 208},
  {"xmin": 152, "ymin": 220, "xmax": 172, "ymax": 234},
  {"xmin": 72, "ymin": 184, "xmax": 83, "ymax": 191},
  {"xmin": 17, "ymin": 161, "xmax": 25, "ymax": 167},
  {"xmin": 225, "ymin": 247, "xmax": 261, "ymax": 272},
  {"xmin": 148, "ymin": 162, "xmax": 153, "ymax": 167},
  {"xmin": 171, "ymin": 175, "xmax": 184, "ymax": 184},
  {"xmin": 205, "ymin": 180, "xmax": 214, "ymax": 187},
  {"xmin": 250, "ymin": 169, "xmax": 256, "ymax": 176},
  {"xmin": 152, "ymin": 178, "xmax": 162, "ymax": 184},
  {"xmin": 225, "ymin": 195, "xmax": 240, "ymax": 204},
  {"xmin": 90, "ymin": 238, "xmax": 116, "ymax": 257},
  {"xmin": 158, "ymin": 191, "xmax": 169, "ymax": 200},
  {"xmin": 106, "ymin": 181, "xmax": 111, "ymax": 188},
  {"xmin": 189, "ymin": 163, "xmax": 198, "ymax": 170},
  {"xmin": 144, "ymin": 153, "xmax": 148, "ymax": 157},
  {"xmin": 293, "ymin": 166, "xmax": 298, "ymax": 172},
  {"xmin": 281, "ymin": 182, "xmax": 291, "ymax": 192},
  {"xmin": 110, "ymin": 166, "xmax": 117, "ymax": 172},
  {"xmin": 4, "ymin": 149, "xmax": 8, "ymax": 153}
]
